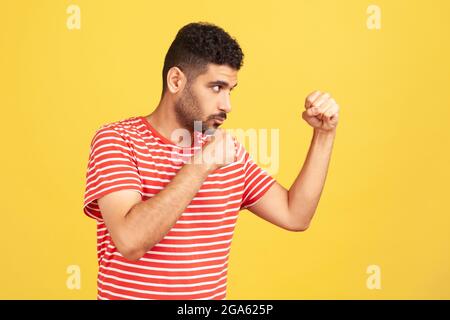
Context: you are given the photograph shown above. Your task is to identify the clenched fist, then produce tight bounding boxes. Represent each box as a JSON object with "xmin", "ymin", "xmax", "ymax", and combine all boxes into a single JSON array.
[
  {"xmin": 191, "ymin": 129, "xmax": 236, "ymax": 173},
  {"xmin": 302, "ymin": 91, "xmax": 340, "ymax": 133}
]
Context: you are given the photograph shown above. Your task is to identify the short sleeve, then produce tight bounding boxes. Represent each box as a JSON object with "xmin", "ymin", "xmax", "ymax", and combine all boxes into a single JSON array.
[
  {"xmin": 239, "ymin": 144, "xmax": 277, "ymax": 210},
  {"xmin": 83, "ymin": 127, "xmax": 143, "ymax": 221}
]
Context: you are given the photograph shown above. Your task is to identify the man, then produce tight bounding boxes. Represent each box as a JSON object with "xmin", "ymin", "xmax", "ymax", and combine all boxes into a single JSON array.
[{"xmin": 83, "ymin": 22, "xmax": 340, "ymax": 300}]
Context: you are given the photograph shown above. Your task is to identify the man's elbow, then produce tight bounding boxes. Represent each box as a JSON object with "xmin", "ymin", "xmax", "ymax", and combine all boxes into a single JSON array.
[
  {"xmin": 114, "ymin": 236, "xmax": 146, "ymax": 262},
  {"xmin": 120, "ymin": 246, "xmax": 145, "ymax": 262},
  {"xmin": 288, "ymin": 216, "xmax": 312, "ymax": 232},
  {"xmin": 290, "ymin": 222, "xmax": 310, "ymax": 232}
]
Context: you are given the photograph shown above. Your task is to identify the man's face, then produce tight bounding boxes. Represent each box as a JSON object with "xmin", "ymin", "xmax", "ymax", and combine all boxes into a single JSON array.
[{"xmin": 174, "ymin": 63, "xmax": 238, "ymax": 134}]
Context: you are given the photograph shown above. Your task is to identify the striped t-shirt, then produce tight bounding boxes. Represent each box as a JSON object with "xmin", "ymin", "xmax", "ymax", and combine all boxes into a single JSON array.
[{"xmin": 83, "ymin": 116, "xmax": 276, "ymax": 300}]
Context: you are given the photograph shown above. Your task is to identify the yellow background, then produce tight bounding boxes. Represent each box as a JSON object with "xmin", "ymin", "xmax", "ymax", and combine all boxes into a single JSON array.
[{"xmin": 1, "ymin": 0, "xmax": 449, "ymax": 299}]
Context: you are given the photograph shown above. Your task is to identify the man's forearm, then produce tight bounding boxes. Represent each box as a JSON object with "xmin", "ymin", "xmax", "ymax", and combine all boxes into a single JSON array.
[
  {"xmin": 123, "ymin": 162, "xmax": 212, "ymax": 259},
  {"xmin": 288, "ymin": 129, "xmax": 336, "ymax": 228}
]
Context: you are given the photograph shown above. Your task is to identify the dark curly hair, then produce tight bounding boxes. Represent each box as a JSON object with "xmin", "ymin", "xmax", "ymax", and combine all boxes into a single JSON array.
[{"xmin": 161, "ymin": 22, "xmax": 244, "ymax": 95}]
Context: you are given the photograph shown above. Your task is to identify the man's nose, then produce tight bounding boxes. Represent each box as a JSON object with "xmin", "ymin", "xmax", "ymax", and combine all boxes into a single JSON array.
[{"xmin": 219, "ymin": 94, "xmax": 232, "ymax": 114}]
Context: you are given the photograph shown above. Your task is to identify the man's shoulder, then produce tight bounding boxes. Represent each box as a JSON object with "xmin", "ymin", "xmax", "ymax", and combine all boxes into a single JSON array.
[
  {"xmin": 91, "ymin": 116, "xmax": 145, "ymax": 146},
  {"xmin": 98, "ymin": 116, "xmax": 142, "ymax": 131},
  {"xmin": 96, "ymin": 116, "xmax": 144, "ymax": 135}
]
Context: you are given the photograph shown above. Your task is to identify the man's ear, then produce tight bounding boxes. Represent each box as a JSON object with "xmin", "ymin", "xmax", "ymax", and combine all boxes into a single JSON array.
[{"xmin": 166, "ymin": 66, "xmax": 186, "ymax": 94}]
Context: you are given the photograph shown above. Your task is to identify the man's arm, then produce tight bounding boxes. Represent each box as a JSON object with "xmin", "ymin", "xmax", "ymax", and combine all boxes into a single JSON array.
[
  {"xmin": 97, "ymin": 129, "xmax": 236, "ymax": 261},
  {"xmin": 248, "ymin": 129, "xmax": 336, "ymax": 231},
  {"xmin": 247, "ymin": 91, "xmax": 340, "ymax": 231},
  {"xmin": 98, "ymin": 163, "xmax": 211, "ymax": 261}
]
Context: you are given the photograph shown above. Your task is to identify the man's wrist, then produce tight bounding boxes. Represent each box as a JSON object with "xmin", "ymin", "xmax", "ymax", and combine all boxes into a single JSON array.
[
  {"xmin": 312, "ymin": 128, "xmax": 337, "ymax": 145},
  {"xmin": 185, "ymin": 157, "xmax": 216, "ymax": 176},
  {"xmin": 313, "ymin": 128, "xmax": 336, "ymax": 138}
]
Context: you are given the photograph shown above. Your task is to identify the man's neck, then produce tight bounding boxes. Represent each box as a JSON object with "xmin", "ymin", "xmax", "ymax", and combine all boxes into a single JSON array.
[{"xmin": 144, "ymin": 99, "xmax": 195, "ymax": 146}]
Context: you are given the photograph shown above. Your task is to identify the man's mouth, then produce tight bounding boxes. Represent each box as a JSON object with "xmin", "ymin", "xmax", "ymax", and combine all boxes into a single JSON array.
[{"xmin": 212, "ymin": 117, "xmax": 225, "ymax": 125}]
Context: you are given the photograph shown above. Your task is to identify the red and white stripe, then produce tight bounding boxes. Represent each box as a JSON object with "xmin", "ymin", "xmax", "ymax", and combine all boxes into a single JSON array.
[{"xmin": 83, "ymin": 116, "xmax": 275, "ymax": 300}]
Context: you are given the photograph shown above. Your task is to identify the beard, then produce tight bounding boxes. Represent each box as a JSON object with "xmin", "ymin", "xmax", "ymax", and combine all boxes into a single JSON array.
[{"xmin": 174, "ymin": 85, "xmax": 224, "ymax": 135}]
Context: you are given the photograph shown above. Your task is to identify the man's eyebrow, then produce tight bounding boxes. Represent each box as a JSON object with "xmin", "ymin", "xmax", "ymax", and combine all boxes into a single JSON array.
[{"xmin": 207, "ymin": 80, "xmax": 238, "ymax": 89}]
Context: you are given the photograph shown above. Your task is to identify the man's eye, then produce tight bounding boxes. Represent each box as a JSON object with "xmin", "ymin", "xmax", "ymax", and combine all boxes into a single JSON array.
[{"xmin": 212, "ymin": 85, "xmax": 221, "ymax": 93}]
